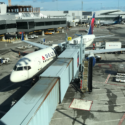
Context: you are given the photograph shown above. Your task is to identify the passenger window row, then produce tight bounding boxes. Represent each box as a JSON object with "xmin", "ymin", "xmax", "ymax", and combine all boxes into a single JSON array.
[{"xmin": 43, "ymin": 58, "xmax": 51, "ymax": 63}]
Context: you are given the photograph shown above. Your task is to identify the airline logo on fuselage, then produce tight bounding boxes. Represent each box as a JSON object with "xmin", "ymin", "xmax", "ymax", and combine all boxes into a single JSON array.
[
  {"xmin": 42, "ymin": 52, "xmax": 54, "ymax": 60},
  {"xmin": 42, "ymin": 56, "xmax": 45, "ymax": 60}
]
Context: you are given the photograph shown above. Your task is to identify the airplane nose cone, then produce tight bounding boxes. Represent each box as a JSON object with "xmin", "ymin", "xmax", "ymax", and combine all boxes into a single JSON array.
[
  {"xmin": 10, "ymin": 72, "xmax": 28, "ymax": 83},
  {"xmin": 10, "ymin": 73, "xmax": 18, "ymax": 83}
]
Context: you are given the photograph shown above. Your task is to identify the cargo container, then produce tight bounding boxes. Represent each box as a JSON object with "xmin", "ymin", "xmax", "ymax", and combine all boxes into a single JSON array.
[
  {"xmin": 105, "ymin": 42, "xmax": 121, "ymax": 49},
  {"xmin": 117, "ymin": 64, "xmax": 125, "ymax": 73}
]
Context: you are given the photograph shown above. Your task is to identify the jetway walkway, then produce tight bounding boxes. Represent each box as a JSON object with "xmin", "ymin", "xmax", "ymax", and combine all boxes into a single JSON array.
[{"xmin": 1, "ymin": 46, "xmax": 82, "ymax": 125}]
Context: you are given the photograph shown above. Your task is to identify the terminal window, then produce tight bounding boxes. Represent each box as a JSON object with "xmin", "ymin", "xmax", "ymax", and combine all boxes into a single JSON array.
[
  {"xmin": 35, "ymin": 22, "xmax": 44, "ymax": 26},
  {"xmin": 64, "ymin": 11, "xmax": 68, "ymax": 13},
  {"xmin": 82, "ymin": 12, "xmax": 92, "ymax": 15},
  {"xmin": 95, "ymin": 17, "xmax": 119, "ymax": 21},
  {"xmin": 6, "ymin": 24, "xmax": 16, "ymax": 29},
  {"xmin": 60, "ymin": 21, "xmax": 66, "ymax": 24},
  {"xmin": 17, "ymin": 22, "xmax": 28, "ymax": 29},
  {"xmin": 29, "ymin": 22, "xmax": 34, "ymax": 29},
  {"xmin": 45, "ymin": 22, "xmax": 52, "ymax": 25},
  {"xmin": 53, "ymin": 21, "xmax": 60, "ymax": 25},
  {"xmin": 0, "ymin": 24, "xmax": 6, "ymax": 30}
]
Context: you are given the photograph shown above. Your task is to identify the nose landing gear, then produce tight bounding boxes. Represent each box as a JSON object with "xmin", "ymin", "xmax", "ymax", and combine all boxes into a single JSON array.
[{"xmin": 31, "ymin": 76, "xmax": 39, "ymax": 86}]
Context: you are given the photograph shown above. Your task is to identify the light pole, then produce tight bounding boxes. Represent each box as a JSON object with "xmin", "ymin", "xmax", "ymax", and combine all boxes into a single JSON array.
[
  {"xmin": 82, "ymin": 1, "xmax": 83, "ymax": 11},
  {"xmin": 100, "ymin": 3, "xmax": 102, "ymax": 9},
  {"xmin": 81, "ymin": 1, "xmax": 83, "ymax": 27},
  {"xmin": 53, "ymin": 0, "xmax": 58, "ymax": 11},
  {"xmin": 118, "ymin": 0, "xmax": 119, "ymax": 9}
]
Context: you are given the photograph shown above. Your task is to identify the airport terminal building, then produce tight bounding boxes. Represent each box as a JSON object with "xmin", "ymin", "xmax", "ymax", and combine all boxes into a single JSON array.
[
  {"xmin": 0, "ymin": 1, "xmax": 125, "ymax": 40},
  {"xmin": 0, "ymin": 2, "xmax": 67, "ymax": 40},
  {"xmin": 41, "ymin": 10, "xmax": 125, "ymax": 24}
]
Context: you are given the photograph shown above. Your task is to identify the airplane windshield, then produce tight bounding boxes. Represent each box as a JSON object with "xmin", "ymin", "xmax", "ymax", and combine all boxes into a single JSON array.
[
  {"xmin": 17, "ymin": 67, "xmax": 23, "ymax": 71},
  {"xmin": 13, "ymin": 66, "xmax": 23, "ymax": 71},
  {"xmin": 13, "ymin": 66, "xmax": 31, "ymax": 71},
  {"xmin": 13, "ymin": 65, "xmax": 17, "ymax": 70}
]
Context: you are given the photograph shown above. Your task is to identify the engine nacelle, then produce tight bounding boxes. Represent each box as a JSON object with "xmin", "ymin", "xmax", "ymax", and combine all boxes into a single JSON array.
[{"xmin": 86, "ymin": 56, "xmax": 96, "ymax": 67}]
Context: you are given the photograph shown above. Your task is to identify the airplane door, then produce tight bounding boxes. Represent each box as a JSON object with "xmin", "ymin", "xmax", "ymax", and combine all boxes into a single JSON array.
[
  {"xmin": 36, "ymin": 58, "xmax": 41, "ymax": 71},
  {"xmin": 38, "ymin": 61, "xmax": 41, "ymax": 70},
  {"xmin": 23, "ymin": 66, "xmax": 29, "ymax": 80}
]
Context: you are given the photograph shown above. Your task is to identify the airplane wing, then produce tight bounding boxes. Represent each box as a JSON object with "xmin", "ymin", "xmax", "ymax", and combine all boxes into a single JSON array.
[
  {"xmin": 85, "ymin": 48, "xmax": 125, "ymax": 55},
  {"xmin": 95, "ymin": 35, "xmax": 114, "ymax": 39},
  {"xmin": 22, "ymin": 40, "xmax": 49, "ymax": 49},
  {"xmin": 21, "ymin": 33, "xmax": 50, "ymax": 49}
]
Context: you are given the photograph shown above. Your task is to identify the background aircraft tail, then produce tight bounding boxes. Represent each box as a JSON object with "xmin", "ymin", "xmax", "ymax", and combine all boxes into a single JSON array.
[
  {"xmin": 88, "ymin": 12, "xmax": 95, "ymax": 35},
  {"xmin": 21, "ymin": 32, "xmax": 24, "ymax": 40}
]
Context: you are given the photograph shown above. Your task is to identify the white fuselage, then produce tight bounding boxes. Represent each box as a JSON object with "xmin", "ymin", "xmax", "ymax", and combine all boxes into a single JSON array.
[
  {"xmin": 10, "ymin": 47, "xmax": 56, "ymax": 82},
  {"xmin": 10, "ymin": 34, "xmax": 95, "ymax": 83},
  {"xmin": 69, "ymin": 34, "xmax": 95, "ymax": 47}
]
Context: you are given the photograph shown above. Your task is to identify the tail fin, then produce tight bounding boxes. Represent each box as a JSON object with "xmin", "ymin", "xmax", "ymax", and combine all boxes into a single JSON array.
[
  {"xmin": 88, "ymin": 12, "xmax": 95, "ymax": 35},
  {"xmin": 21, "ymin": 32, "xmax": 24, "ymax": 41}
]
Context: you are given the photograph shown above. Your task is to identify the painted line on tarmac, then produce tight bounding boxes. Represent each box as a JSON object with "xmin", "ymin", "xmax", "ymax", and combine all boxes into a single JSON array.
[
  {"xmin": 93, "ymin": 81, "xmax": 105, "ymax": 84},
  {"xmin": 118, "ymin": 113, "xmax": 125, "ymax": 125},
  {"xmin": 0, "ymin": 84, "xmax": 15, "ymax": 92},
  {"xmin": 0, "ymin": 80, "xmax": 31, "ymax": 92},
  {"xmin": 60, "ymin": 103, "xmax": 71, "ymax": 104},
  {"xmin": 0, "ymin": 111, "xmax": 6, "ymax": 114},
  {"xmin": 107, "ymin": 83, "xmax": 125, "ymax": 87},
  {"xmin": 105, "ymin": 74, "xmax": 111, "ymax": 84},
  {"xmin": 87, "ymin": 91, "xmax": 123, "ymax": 96},
  {"xmin": 11, "ymin": 55, "xmax": 17, "ymax": 59}
]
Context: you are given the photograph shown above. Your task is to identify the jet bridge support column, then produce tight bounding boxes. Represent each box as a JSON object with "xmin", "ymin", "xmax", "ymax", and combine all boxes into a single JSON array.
[
  {"xmin": 79, "ymin": 35, "xmax": 83, "ymax": 92},
  {"xmin": 61, "ymin": 28, "xmax": 64, "ymax": 33},
  {"xmin": 88, "ymin": 57, "xmax": 93, "ymax": 92},
  {"xmin": 42, "ymin": 31, "xmax": 45, "ymax": 36},
  {"xmin": 80, "ymin": 35, "xmax": 87, "ymax": 92},
  {"xmin": 25, "ymin": 34, "xmax": 28, "ymax": 40}
]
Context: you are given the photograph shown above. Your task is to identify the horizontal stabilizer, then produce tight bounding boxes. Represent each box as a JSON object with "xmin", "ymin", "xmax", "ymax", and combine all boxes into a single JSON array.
[
  {"xmin": 95, "ymin": 35, "xmax": 114, "ymax": 39},
  {"xmin": 75, "ymin": 34, "xmax": 82, "ymax": 36},
  {"xmin": 85, "ymin": 48, "xmax": 125, "ymax": 55}
]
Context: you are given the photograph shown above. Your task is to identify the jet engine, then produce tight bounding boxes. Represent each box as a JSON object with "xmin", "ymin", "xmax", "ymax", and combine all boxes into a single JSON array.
[{"xmin": 86, "ymin": 55, "xmax": 96, "ymax": 67}]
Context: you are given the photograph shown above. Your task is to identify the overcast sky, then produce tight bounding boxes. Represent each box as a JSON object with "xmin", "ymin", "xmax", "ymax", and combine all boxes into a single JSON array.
[{"xmin": 3, "ymin": 0, "xmax": 125, "ymax": 11}]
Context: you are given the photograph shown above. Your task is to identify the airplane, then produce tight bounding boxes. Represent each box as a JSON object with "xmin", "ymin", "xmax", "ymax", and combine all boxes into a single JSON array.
[
  {"xmin": 10, "ymin": 12, "xmax": 125, "ymax": 83},
  {"xmin": 100, "ymin": 16, "xmax": 122, "ymax": 26},
  {"xmin": 68, "ymin": 12, "xmax": 114, "ymax": 47}
]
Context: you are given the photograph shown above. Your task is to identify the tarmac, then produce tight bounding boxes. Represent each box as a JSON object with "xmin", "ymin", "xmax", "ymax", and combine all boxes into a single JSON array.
[
  {"xmin": 0, "ymin": 24, "xmax": 125, "ymax": 124},
  {"xmin": 49, "ymin": 25, "xmax": 125, "ymax": 125},
  {"xmin": 0, "ymin": 28, "xmax": 87, "ymax": 119}
]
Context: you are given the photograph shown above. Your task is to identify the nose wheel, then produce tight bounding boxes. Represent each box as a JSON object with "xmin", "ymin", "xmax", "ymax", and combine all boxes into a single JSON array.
[{"xmin": 31, "ymin": 76, "xmax": 39, "ymax": 86}]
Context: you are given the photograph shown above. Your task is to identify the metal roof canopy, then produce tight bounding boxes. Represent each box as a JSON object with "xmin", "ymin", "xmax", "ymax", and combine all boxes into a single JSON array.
[
  {"xmin": 40, "ymin": 47, "xmax": 80, "ymax": 102},
  {"xmin": 40, "ymin": 58, "xmax": 73, "ymax": 102},
  {"xmin": 59, "ymin": 47, "xmax": 80, "ymax": 78},
  {"xmin": 1, "ymin": 77, "xmax": 59, "ymax": 125},
  {"xmin": 40, "ymin": 58, "xmax": 72, "ymax": 77}
]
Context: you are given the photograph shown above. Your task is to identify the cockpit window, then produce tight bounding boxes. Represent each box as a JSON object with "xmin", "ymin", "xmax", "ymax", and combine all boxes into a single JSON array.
[
  {"xmin": 28, "ymin": 66, "xmax": 31, "ymax": 70},
  {"xmin": 24, "ymin": 66, "xmax": 27, "ymax": 70},
  {"xmin": 13, "ymin": 66, "xmax": 30, "ymax": 71},
  {"xmin": 17, "ymin": 67, "xmax": 23, "ymax": 71},
  {"xmin": 13, "ymin": 65, "xmax": 17, "ymax": 70}
]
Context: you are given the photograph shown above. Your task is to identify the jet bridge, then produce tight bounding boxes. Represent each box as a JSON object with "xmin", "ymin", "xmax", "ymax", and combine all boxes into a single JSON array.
[
  {"xmin": 1, "ymin": 42, "xmax": 92, "ymax": 125},
  {"xmin": 1, "ymin": 46, "xmax": 81, "ymax": 125}
]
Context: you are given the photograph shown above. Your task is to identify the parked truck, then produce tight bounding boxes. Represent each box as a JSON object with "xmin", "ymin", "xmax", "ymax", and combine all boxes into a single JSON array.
[
  {"xmin": 115, "ymin": 64, "xmax": 125, "ymax": 82},
  {"xmin": 0, "ymin": 57, "xmax": 10, "ymax": 64}
]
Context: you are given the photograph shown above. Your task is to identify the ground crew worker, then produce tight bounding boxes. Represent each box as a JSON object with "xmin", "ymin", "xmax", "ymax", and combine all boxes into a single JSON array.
[
  {"xmin": 31, "ymin": 78, "xmax": 35, "ymax": 86},
  {"xmin": 0, "ymin": 59, "xmax": 3, "ymax": 66},
  {"xmin": 19, "ymin": 51, "xmax": 21, "ymax": 58},
  {"xmin": 86, "ymin": 23, "xmax": 87, "ymax": 27},
  {"xmin": 93, "ymin": 43, "xmax": 95, "ymax": 50}
]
